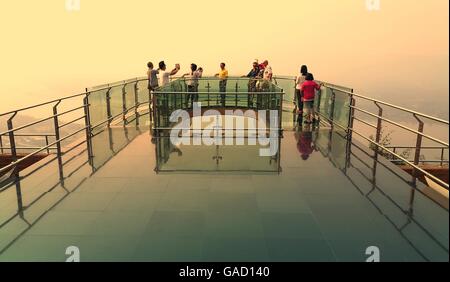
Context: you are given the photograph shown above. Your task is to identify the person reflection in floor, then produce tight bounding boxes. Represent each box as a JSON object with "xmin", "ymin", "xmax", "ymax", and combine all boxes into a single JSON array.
[
  {"xmin": 296, "ymin": 124, "xmax": 317, "ymax": 160},
  {"xmin": 156, "ymin": 137, "xmax": 183, "ymax": 166}
]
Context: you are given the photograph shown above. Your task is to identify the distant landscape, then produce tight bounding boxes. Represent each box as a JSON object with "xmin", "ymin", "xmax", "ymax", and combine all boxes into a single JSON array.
[{"xmin": 0, "ymin": 115, "xmax": 83, "ymax": 155}]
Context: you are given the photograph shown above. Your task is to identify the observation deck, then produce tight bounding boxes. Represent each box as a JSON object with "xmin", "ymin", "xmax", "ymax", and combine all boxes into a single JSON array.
[{"xmin": 0, "ymin": 76, "xmax": 448, "ymax": 261}]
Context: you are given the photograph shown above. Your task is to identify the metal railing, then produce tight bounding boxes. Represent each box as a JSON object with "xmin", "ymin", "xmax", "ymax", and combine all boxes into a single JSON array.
[
  {"xmin": 1, "ymin": 75, "xmax": 448, "ymax": 192},
  {"xmin": 152, "ymin": 77, "xmax": 284, "ymax": 132},
  {"xmin": 316, "ymin": 83, "xmax": 449, "ymax": 190},
  {"xmin": 314, "ymin": 126, "xmax": 448, "ymax": 261},
  {"xmin": 0, "ymin": 133, "xmax": 57, "ymax": 154},
  {"xmin": 385, "ymin": 146, "xmax": 448, "ymax": 166},
  {"xmin": 0, "ymin": 77, "xmax": 152, "ymax": 184}
]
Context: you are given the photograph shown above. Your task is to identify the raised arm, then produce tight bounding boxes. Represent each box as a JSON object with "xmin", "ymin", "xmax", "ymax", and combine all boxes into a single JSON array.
[
  {"xmin": 315, "ymin": 82, "xmax": 321, "ymax": 91},
  {"xmin": 170, "ymin": 68, "xmax": 180, "ymax": 76},
  {"xmin": 169, "ymin": 64, "xmax": 180, "ymax": 76}
]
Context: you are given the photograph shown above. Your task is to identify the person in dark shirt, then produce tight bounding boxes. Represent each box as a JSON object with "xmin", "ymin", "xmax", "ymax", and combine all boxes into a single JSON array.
[
  {"xmin": 295, "ymin": 65, "xmax": 308, "ymax": 124},
  {"xmin": 244, "ymin": 61, "xmax": 260, "ymax": 107},
  {"xmin": 147, "ymin": 62, "xmax": 159, "ymax": 91}
]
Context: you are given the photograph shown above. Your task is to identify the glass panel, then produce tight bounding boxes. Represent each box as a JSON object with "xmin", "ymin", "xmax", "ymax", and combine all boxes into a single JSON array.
[
  {"xmin": 155, "ymin": 115, "xmax": 280, "ymax": 172},
  {"xmin": 88, "ymin": 89, "xmax": 108, "ymax": 131},
  {"xmin": 314, "ymin": 86, "xmax": 351, "ymax": 129},
  {"xmin": 274, "ymin": 76, "xmax": 296, "ymax": 103},
  {"xmin": 124, "ymin": 83, "xmax": 136, "ymax": 112},
  {"xmin": 153, "ymin": 78, "xmax": 282, "ymax": 129},
  {"xmin": 137, "ymin": 80, "xmax": 149, "ymax": 104},
  {"xmin": 317, "ymin": 86, "xmax": 333, "ymax": 118},
  {"xmin": 332, "ymin": 89, "xmax": 351, "ymax": 129},
  {"xmin": 109, "ymin": 85, "xmax": 123, "ymax": 119}
]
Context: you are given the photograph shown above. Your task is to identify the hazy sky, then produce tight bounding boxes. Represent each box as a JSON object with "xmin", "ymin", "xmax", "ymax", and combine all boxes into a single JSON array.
[{"xmin": 0, "ymin": 0, "xmax": 448, "ymax": 116}]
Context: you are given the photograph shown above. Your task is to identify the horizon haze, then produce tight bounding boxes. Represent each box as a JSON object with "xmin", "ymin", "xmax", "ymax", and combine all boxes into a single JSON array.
[{"xmin": 0, "ymin": 0, "xmax": 448, "ymax": 118}]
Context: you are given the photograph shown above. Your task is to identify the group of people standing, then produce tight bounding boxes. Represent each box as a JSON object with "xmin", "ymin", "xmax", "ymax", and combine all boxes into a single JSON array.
[
  {"xmin": 295, "ymin": 65, "xmax": 322, "ymax": 124},
  {"xmin": 147, "ymin": 60, "xmax": 322, "ymax": 124},
  {"xmin": 147, "ymin": 61, "xmax": 183, "ymax": 91},
  {"xmin": 243, "ymin": 60, "xmax": 273, "ymax": 106},
  {"xmin": 146, "ymin": 59, "xmax": 273, "ymax": 107}
]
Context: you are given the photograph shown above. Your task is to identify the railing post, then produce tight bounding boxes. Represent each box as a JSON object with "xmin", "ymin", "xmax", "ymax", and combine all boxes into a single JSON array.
[
  {"xmin": 0, "ymin": 135, "xmax": 3, "ymax": 154},
  {"xmin": 279, "ymin": 91, "xmax": 283, "ymax": 138},
  {"xmin": 53, "ymin": 101, "xmax": 64, "ymax": 184},
  {"xmin": 440, "ymin": 148, "xmax": 445, "ymax": 167},
  {"xmin": 235, "ymin": 82, "xmax": 238, "ymax": 107},
  {"xmin": 345, "ymin": 94, "xmax": 356, "ymax": 170},
  {"xmin": 134, "ymin": 81, "xmax": 140, "ymax": 126},
  {"xmin": 148, "ymin": 89, "xmax": 153, "ymax": 128},
  {"xmin": 374, "ymin": 102, "xmax": 383, "ymax": 145},
  {"xmin": 316, "ymin": 85, "xmax": 323, "ymax": 118},
  {"xmin": 329, "ymin": 89, "xmax": 336, "ymax": 122},
  {"xmin": 347, "ymin": 93, "xmax": 355, "ymax": 135},
  {"xmin": 372, "ymin": 102, "xmax": 383, "ymax": 183},
  {"xmin": 207, "ymin": 82, "xmax": 210, "ymax": 107},
  {"xmin": 7, "ymin": 113, "xmax": 24, "ymax": 215},
  {"xmin": 106, "ymin": 88, "xmax": 112, "ymax": 127},
  {"xmin": 83, "ymin": 94, "xmax": 94, "ymax": 167},
  {"xmin": 6, "ymin": 114, "xmax": 18, "ymax": 180},
  {"xmin": 407, "ymin": 113, "xmax": 424, "ymax": 217},
  {"xmin": 412, "ymin": 114, "xmax": 424, "ymax": 186},
  {"xmin": 45, "ymin": 135, "xmax": 50, "ymax": 154},
  {"xmin": 7, "ymin": 114, "xmax": 18, "ymax": 163},
  {"xmin": 152, "ymin": 92, "xmax": 158, "ymax": 136},
  {"xmin": 122, "ymin": 84, "xmax": 127, "ymax": 125}
]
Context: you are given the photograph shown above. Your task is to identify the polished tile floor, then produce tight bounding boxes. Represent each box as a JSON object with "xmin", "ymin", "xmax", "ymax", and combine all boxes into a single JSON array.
[{"xmin": 0, "ymin": 123, "xmax": 448, "ymax": 262}]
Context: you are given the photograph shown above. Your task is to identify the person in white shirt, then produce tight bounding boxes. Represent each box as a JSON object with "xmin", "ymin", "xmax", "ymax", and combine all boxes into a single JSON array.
[
  {"xmin": 158, "ymin": 61, "xmax": 180, "ymax": 86},
  {"xmin": 182, "ymin": 63, "xmax": 202, "ymax": 107},
  {"xmin": 263, "ymin": 65, "xmax": 273, "ymax": 81},
  {"xmin": 258, "ymin": 60, "xmax": 273, "ymax": 91}
]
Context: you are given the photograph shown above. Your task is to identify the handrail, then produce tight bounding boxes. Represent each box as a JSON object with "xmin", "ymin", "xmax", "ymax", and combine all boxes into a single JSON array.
[
  {"xmin": 1, "ymin": 76, "xmax": 447, "ymax": 188},
  {"xmin": 0, "ymin": 147, "xmax": 58, "ymax": 150},
  {"xmin": 0, "ymin": 92, "xmax": 88, "ymax": 117},
  {"xmin": 160, "ymin": 76, "xmax": 285, "ymax": 92},
  {"xmin": 0, "ymin": 77, "xmax": 150, "ymax": 181},
  {"xmin": 0, "ymin": 126, "xmax": 88, "ymax": 174},
  {"xmin": 0, "ymin": 77, "xmax": 147, "ymax": 118},
  {"xmin": 0, "ymin": 104, "xmax": 89, "ymax": 137},
  {"xmin": 317, "ymin": 109, "xmax": 448, "ymax": 189},
  {"xmin": 0, "ymin": 100, "xmax": 149, "ymax": 175},
  {"xmin": 351, "ymin": 129, "xmax": 449, "ymax": 189},
  {"xmin": 0, "ymin": 133, "xmax": 56, "ymax": 137},
  {"xmin": 154, "ymin": 91, "xmax": 283, "ymax": 95},
  {"xmin": 350, "ymin": 105, "xmax": 449, "ymax": 147},
  {"xmin": 385, "ymin": 146, "xmax": 448, "ymax": 150},
  {"xmin": 326, "ymin": 85, "xmax": 449, "ymax": 125}
]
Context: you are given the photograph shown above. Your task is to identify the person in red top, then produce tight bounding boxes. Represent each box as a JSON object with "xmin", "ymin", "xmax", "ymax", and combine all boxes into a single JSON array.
[
  {"xmin": 296, "ymin": 124, "xmax": 316, "ymax": 160},
  {"xmin": 300, "ymin": 73, "xmax": 321, "ymax": 124},
  {"xmin": 258, "ymin": 60, "xmax": 269, "ymax": 76}
]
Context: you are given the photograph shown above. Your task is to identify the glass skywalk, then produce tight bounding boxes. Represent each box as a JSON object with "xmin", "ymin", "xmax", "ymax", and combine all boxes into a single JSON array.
[{"xmin": 0, "ymin": 77, "xmax": 448, "ymax": 262}]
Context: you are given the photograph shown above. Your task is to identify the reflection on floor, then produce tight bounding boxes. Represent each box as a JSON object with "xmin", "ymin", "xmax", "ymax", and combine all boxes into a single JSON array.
[{"xmin": 0, "ymin": 117, "xmax": 448, "ymax": 262}]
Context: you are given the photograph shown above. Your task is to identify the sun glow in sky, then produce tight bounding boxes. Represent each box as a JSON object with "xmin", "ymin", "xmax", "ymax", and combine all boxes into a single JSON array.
[{"xmin": 0, "ymin": 0, "xmax": 448, "ymax": 116}]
